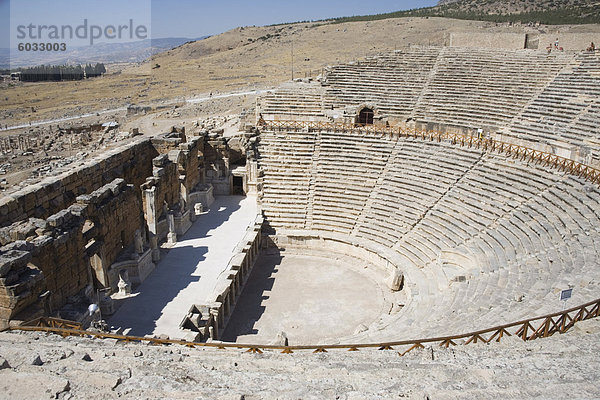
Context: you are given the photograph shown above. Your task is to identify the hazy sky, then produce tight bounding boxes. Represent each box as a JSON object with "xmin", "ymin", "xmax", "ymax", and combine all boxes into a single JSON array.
[
  {"xmin": 150, "ymin": 0, "xmax": 438, "ymax": 38},
  {"xmin": 1, "ymin": 0, "xmax": 438, "ymax": 48}
]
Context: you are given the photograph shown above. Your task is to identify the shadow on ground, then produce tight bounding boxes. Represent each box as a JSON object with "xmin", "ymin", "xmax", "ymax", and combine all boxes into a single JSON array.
[
  {"xmin": 221, "ymin": 249, "xmax": 283, "ymax": 341},
  {"xmin": 108, "ymin": 196, "xmax": 244, "ymax": 336}
]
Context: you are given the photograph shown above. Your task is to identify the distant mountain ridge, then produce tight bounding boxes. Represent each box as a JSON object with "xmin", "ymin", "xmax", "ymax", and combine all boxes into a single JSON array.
[{"xmin": 0, "ymin": 37, "xmax": 207, "ymax": 69}]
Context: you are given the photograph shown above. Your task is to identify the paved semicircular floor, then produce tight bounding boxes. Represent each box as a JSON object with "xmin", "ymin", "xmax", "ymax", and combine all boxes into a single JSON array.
[{"xmin": 222, "ymin": 252, "xmax": 387, "ymax": 345}]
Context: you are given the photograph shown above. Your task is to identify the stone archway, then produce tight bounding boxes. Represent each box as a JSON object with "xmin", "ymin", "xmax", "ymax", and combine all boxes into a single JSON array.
[{"xmin": 357, "ymin": 107, "xmax": 374, "ymax": 126}]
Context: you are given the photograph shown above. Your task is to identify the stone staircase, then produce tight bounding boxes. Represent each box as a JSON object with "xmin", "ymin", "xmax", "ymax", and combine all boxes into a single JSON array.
[
  {"xmin": 504, "ymin": 51, "xmax": 600, "ymax": 160},
  {"xmin": 411, "ymin": 47, "xmax": 573, "ymax": 130}
]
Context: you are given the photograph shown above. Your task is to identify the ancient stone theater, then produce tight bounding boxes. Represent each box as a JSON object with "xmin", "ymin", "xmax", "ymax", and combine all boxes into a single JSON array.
[{"xmin": 2, "ymin": 46, "xmax": 600, "ymax": 347}]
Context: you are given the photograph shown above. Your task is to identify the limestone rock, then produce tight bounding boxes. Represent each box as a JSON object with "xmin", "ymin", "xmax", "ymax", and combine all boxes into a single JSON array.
[
  {"xmin": 354, "ymin": 324, "xmax": 369, "ymax": 335},
  {"xmin": 387, "ymin": 269, "xmax": 404, "ymax": 291},
  {"xmin": 30, "ymin": 354, "xmax": 43, "ymax": 366},
  {"xmin": 0, "ymin": 356, "xmax": 10, "ymax": 370},
  {"xmin": 1, "ymin": 371, "xmax": 70, "ymax": 399},
  {"xmin": 270, "ymin": 331, "xmax": 288, "ymax": 346}
]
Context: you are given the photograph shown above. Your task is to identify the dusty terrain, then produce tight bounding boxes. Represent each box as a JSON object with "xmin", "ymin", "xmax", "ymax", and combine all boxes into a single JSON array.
[
  {"xmin": 0, "ymin": 91, "xmax": 256, "ymax": 196},
  {"xmin": 2, "ymin": 17, "xmax": 599, "ymax": 126}
]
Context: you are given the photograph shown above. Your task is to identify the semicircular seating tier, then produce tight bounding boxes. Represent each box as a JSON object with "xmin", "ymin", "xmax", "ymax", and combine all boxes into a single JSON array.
[
  {"xmin": 256, "ymin": 128, "xmax": 600, "ymax": 342},
  {"xmin": 260, "ymin": 46, "xmax": 600, "ymax": 166}
]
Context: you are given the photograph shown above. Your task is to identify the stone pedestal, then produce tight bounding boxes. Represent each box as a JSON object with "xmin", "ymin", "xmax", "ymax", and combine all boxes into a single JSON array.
[
  {"xmin": 167, "ymin": 213, "xmax": 177, "ymax": 244},
  {"xmin": 387, "ymin": 270, "xmax": 404, "ymax": 292},
  {"xmin": 108, "ymin": 248, "xmax": 155, "ymax": 292},
  {"xmin": 189, "ymin": 184, "xmax": 215, "ymax": 211},
  {"xmin": 174, "ymin": 210, "xmax": 192, "ymax": 236},
  {"xmin": 150, "ymin": 235, "xmax": 160, "ymax": 262},
  {"xmin": 99, "ymin": 296, "xmax": 115, "ymax": 316}
]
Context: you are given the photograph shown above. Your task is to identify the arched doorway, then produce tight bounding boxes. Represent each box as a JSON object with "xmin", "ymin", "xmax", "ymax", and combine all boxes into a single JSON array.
[{"xmin": 357, "ymin": 107, "xmax": 374, "ymax": 126}]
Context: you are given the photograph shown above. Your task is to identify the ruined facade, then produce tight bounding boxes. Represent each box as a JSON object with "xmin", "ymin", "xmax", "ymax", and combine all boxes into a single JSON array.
[{"xmin": 0, "ymin": 127, "xmax": 259, "ymax": 329}]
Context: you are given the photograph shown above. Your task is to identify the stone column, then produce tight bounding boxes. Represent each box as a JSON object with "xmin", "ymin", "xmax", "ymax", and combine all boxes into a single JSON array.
[
  {"xmin": 209, "ymin": 308, "xmax": 220, "ymax": 339},
  {"xmin": 246, "ymin": 160, "xmax": 259, "ymax": 195},
  {"xmin": 181, "ymin": 176, "xmax": 195, "ymax": 222},
  {"xmin": 89, "ymin": 248, "xmax": 109, "ymax": 289},
  {"xmin": 134, "ymin": 229, "xmax": 144, "ymax": 255},
  {"xmin": 179, "ymin": 177, "xmax": 188, "ymax": 212},
  {"xmin": 144, "ymin": 187, "xmax": 158, "ymax": 236},
  {"xmin": 167, "ymin": 213, "xmax": 177, "ymax": 244},
  {"xmin": 224, "ymin": 157, "xmax": 230, "ymax": 178},
  {"xmin": 40, "ymin": 291, "xmax": 52, "ymax": 316}
]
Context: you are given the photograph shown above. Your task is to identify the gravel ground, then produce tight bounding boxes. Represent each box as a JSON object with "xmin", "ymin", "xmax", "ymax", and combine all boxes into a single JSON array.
[{"xmin": 0, "ymin": 317, "xmax": 599, "ymax": 399}]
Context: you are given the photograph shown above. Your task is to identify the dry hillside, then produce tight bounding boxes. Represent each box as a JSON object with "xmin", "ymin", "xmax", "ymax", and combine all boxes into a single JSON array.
[
  {"xmin": 394, "ymin": 0, "xmax": 600, "ymax": 23},
  {"xmin": 1, "ymin": 16, "xmax": 599, "ymax": 126},
  {"xmin": 435, "ymin": 0, "xmax": 599, "ymax": 14}
]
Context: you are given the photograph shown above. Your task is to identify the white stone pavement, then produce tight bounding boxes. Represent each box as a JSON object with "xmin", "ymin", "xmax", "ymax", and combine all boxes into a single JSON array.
[{"xmin": 108, "ymin": 195, "xmax": 257, "ymax": 339}]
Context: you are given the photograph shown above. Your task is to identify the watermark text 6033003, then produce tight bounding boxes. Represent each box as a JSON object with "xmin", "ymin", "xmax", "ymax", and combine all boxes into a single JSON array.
[{"xmin": 17, "ymin": 42, "xmax": 67, "ymax": 51}]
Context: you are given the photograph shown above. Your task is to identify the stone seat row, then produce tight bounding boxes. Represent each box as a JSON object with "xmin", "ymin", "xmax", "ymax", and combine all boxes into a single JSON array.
[
  {"xmin": 503, "ymin": 53, "xmax": 600, "ymax": 149},
  {"xmin": 382, "ymin": 178, "xmax": 599, "ymax": 338},
  {"xmin": 260, "ymin": 130, "xmax": 596, "ymax": 270}
]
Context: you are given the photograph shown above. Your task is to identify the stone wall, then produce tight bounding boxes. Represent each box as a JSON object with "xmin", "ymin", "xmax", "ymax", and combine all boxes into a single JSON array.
[
  {"xmin": 0, "ymin": 178, "xmax": 143, "ymax": 328},
  {"xmin": 203, "ymin": 134, "xmax": 231, "ymax": 195},
  {"xmin": 450, "ymin": 32, "xmax": 599, "ymax": 50},
  {"xmin": 0, "ymin": 128, "xmax": 210, "ymax": 328},
  {"xmin": 0, "ymin": 137, "xmax": 157, "ymax": 228},
  {"xmin": 77, "ymin": 179, "xmax": 144, "ymax": 288},
  {"xmin": 150, "ymin": 128, "xmax": 185, "ymax": 154},
  {"xmin": 449, "ymin": 32, "xmax": 526, "ymax": 49},
  {"xmin": 265, "ymin": 230, "xmax": 404, "ymax": 291},
  {"xmin": 538, "ymin": 33, "xmax": 599, "ymax": 51},
  {"xmin": 184, "ymin": 214, "xmax": 263, "ymax": 341},
  {"xmin": 141, "ymin": 134, "xmax": 204, "ymax": 242},
  {"xmin": 177, "ymin": 137, "xmax": 203, "ymax": 194},
  {"xmin": 141, "ymin": 154, "xmax": 180, "ymax": 223},
  {"xmin": 0, "ymin": 250, "xmax": 46, "ymax": 327}
]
